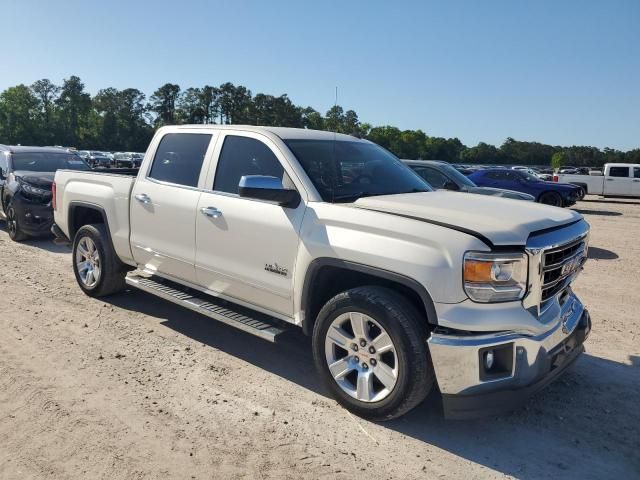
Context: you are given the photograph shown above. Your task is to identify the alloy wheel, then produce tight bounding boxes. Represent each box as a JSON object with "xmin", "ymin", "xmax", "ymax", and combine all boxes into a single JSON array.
[
  {"xmin": 7, "ymin": 207, "xmax": 17, "ymax": 237},
  {"xmin": 324, "ymin": 311, "xmax": 399, "ymax": 402},
  {"xmin": 75, "ymin": 236, "xmax": 101, "ymax": 288}
]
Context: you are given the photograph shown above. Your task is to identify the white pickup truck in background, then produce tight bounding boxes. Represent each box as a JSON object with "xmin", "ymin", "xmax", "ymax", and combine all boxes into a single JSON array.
[
  {"xmin": 52, "ymin": 125, "xmax": 592, "ymax": 420},
  {"xmin": 555, "ymin": 163, "xmax": 640, "ymax": 197}
]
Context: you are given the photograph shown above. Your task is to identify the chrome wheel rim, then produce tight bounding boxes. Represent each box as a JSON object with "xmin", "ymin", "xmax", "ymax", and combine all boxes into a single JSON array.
[
  {"xmin": 324, "ymin": 312, "xmax": 399, "ymax": 403},
  {"xmin": 75, "ymin": 237, "xmax": 101, "ymax": 288},
  {"xmin": 7, "ymin": 208, "xmax": 17, "ymax": 237}
]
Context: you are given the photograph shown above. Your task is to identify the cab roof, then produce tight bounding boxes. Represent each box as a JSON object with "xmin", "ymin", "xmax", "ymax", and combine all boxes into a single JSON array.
[{"xmin": 168, "ymin": 125, "xmax": 366, "ymax": 142}]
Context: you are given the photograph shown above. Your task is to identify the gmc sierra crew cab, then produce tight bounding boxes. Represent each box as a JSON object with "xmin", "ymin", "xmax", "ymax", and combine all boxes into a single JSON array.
[{"xmin": 52, "ymin": 125, "xmax": 592, "ymax": 420}]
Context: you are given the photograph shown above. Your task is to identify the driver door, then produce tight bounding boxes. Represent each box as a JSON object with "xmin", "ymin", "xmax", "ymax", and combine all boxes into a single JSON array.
[{"xmin": 194, "ymin": 132, "xmax": 307, "ymax": 317}]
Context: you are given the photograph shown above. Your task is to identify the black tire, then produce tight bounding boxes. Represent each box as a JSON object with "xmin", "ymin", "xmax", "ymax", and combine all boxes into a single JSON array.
[
  {"xmin": 6, "ymin": 203, "xmax": 27, "ymax": 242},
  {"xmin": 312, "ymin": 286, "xmax": 434, "ymax": 421},
  {"xmin": 539, "ymin": 191, "xmax": 563, "ymax": 207},
  {"xmin": 72, "ymin": 224, "xmax": 127, "ymax": 297}
]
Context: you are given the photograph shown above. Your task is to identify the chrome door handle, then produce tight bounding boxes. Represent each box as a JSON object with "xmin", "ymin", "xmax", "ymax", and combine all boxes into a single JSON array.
[
  {"xmin": 633, "ymin": 179, "xmax": 640, "ymax": 182},
  {"xmin": 200, "ymin": 206, "xmax": 222, "ymax": 218},
  {"xmin": 606, "ymin": 178, "xmax": 614, "ymax": 181},
  {"xmin": 135, "ymin": 193, "xmax": 151, "ymax": 204}
]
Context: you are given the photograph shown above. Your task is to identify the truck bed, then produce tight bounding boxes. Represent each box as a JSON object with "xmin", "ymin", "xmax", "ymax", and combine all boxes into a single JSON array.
[{"xmin": 53, "ymin": 169, "xmax": 138, "ymax": 264}]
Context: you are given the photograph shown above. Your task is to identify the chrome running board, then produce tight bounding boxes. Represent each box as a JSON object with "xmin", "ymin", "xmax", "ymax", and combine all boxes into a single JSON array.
[{"xmin": 126, "ymin": 273, "xmax": 287, "ymax": 342}]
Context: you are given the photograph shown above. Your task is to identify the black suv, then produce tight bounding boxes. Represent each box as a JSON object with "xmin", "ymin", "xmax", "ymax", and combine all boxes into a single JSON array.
[{"xmin": 0, "ymin": 145, "xmax": 91, "ymax": 241}]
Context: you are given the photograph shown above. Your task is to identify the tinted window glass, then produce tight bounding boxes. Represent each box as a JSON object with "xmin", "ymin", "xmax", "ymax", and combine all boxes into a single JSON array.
[
  {"xmin": 10, "ymin": 152, "xmax": 90, "ymax": 172},
  {"xmin": 609, "ymin": 166, "xmax": 630, "ymax": 178},
  {"xmin": 149, "ymin": 133, "xmax": 211, "ymax": 187},
  {"xmin": 634, "ymin": 167, "xmax": 640, "ymax": 179},
  {"xmin": 213, "ymin": 136, "xmax": 284, "ymax": 194},
  {"xmin": 0, "ymin": 153, "xmax": 7, "ymax": 175},
  {"xmin": 413, "ymin": 167, "xmax": 449, "ymax": 188},
  {"xmin": 284, "ymin": 140, "xmax": 430, "ymax": 202}
]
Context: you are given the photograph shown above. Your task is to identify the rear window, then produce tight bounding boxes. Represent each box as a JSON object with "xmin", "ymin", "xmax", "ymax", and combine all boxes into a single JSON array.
[
  {"xmin": 148, "ymin": 133, "xmax": 212, "ymax": 187},
  {"xmin": 10, "ymin": 152, "xmax": 91, "ymax": 172}
]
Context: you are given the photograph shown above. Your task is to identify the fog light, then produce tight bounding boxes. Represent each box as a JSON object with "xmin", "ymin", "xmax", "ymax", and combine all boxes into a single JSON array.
[{"xmin": 484, "ymin": 350, "xmax": 495, "ymax": 370}]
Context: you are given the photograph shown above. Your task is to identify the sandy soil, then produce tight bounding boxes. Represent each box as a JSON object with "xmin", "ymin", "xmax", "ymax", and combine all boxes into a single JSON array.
[{"xmin": 0, "ymin": 195, "xmax": 638, "ymax": 480}]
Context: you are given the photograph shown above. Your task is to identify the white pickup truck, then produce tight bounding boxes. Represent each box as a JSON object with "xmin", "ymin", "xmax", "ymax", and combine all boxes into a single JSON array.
[
  {"xmin": 555, "ymin": 163, "xmax": 640, "ymax": 197},
  {"xmin": 53, "ymin": 125, "xmax": 591, "ymax": 419}
]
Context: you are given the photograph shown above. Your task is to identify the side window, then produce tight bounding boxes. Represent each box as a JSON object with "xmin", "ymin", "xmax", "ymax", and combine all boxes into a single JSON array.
[
  {"xmin": 609, "ymin": 166, "xmax": 630, "ymax": 178},
  {"xmin": 0, "ymin": 153, "xmax": 7, "ymax": 176},
  {"xmin": 148, "ymin": 133, "xmax": 212, "ymax": 187},
  {"xmin": 413, "ymin": 167, "xmax": 449, "ymax": 188},
  {"xmin": 634, "ymin": 167, "xmax": 640, "ymax": 179},
  {"xmin": 213, "ymin": 135, "xmax": 284, "ymax": 194}
]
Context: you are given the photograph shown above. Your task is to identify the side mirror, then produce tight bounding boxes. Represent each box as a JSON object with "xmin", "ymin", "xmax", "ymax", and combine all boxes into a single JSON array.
[{"xmin": 238, "ymin": 175, "xmax": 300, "ymax": 208}]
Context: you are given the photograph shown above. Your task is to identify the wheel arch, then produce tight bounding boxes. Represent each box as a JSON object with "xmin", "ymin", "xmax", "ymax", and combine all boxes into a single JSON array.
[
  {"xmin": 300, "ymin": 258, "xmax": 438, "ymax": 336},
  {"xmin": 68, "ymin": 201, "xmax": 110, "ymax": 239}
]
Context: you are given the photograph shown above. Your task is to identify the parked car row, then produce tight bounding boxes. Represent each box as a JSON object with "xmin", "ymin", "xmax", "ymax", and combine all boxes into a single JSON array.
[
  {"xmin": 76, "ymin": 150, "xmax": 144, "ymax": 168},
  {"xmin": 406, "ymin": 160, "xmax": 581, "ymax": 206}
]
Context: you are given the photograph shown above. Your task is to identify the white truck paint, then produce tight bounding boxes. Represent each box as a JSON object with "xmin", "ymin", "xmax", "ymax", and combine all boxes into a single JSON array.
[
  {"xmin": 555, "ymin": 163, "xmax": 640, "ymax": 197},
  {"xmin": 53, "ymin": 125, "xmax": 592, "ymax": 419}
]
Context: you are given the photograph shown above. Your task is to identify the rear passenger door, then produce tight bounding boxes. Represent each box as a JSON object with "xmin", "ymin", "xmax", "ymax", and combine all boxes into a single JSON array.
[
  {"xmin": 194, "ymin": 132, "xmax": 307, "ymax": 318},
  {"xmin": 130, "ymin": 131, "xmax": 217, "ymax": 283},
  {"xmin": 604, "ymin": 166, "xmax": 632, "ymax": 195}
]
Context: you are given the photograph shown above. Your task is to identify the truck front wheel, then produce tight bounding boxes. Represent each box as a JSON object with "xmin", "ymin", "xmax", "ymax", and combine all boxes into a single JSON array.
[
  {"xmin": 312, "ymin": 286, "xmax": 434, "ymax": 420},
  {"xmin": 72, "ymin": 224, "xmax": 127, "ymax": 297}
]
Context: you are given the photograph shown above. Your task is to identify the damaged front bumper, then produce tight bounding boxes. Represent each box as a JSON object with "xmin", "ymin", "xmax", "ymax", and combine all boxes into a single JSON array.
[{"xmin": 428, "ymin": 290, "xmax": 590, "ymax": 419}]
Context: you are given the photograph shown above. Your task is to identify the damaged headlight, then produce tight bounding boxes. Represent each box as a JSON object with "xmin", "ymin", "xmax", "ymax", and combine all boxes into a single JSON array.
[{"xmin": 18, "ymin": 178, "xmax": 50, "ymax": 197}]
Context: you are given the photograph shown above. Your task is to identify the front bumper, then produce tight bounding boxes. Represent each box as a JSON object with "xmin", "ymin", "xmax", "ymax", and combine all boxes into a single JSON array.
[
  {"xmin": 12, "ymin": 194, "xmax": 54, "ymax": 236},
  {"xmin": 428, "ymin": 291, "xmax": 590, "ymax": 419}
]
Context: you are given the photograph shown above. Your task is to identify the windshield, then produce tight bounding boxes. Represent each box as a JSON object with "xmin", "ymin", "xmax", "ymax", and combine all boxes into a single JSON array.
[
  {"xmin": 11, "ymin": 152, "xmax": 91, "ymax": 172},
  {"xmin": 438, "ymin": 164, "xmax": 476, "ymax": 187},
  {"xmin": 284, "ymin": 139, "xmax": 431, "ymax": 202}
]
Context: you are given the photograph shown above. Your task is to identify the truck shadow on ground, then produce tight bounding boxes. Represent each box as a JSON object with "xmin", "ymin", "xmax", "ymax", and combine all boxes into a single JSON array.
[{"xmin": 108, "ymin": 289, "xmax": 640, "ymax": 479}]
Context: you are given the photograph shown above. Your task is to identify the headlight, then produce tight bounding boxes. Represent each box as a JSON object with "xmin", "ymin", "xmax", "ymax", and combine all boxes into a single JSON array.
[
  {"xmin": 18, "ymin": 179, "xmax": 50, "ymax": 196},
  {"xmin": 463, "ymin": 251, "xmax": 528, "ymax": 303}
]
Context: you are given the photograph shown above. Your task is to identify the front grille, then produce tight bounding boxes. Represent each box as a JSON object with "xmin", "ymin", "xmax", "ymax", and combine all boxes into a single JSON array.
[{"xmin": 540, "ymin": 238, "xmax": 587, "ymax": 302}]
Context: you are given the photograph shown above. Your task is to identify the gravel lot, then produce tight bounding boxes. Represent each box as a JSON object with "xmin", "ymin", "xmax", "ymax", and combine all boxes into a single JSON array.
[{"xmin": 0, "ymin": 195, "xmax": 638, "ymax": 480}]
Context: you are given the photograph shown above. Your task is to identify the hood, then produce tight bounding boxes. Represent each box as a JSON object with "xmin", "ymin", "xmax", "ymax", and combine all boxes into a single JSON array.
[
  {"xmin": 353, "ymin": 191, "xmax": 582, "ymax": 246},
  {"xmin": 464, "ymin": 186, "xmax": 535, "ymax": 201},
  {"xmin": 14, "ymin": 171, "xmax": 55, "ymax": 189}
]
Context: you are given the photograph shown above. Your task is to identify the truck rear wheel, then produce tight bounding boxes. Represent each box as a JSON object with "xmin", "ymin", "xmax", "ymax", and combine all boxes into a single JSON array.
[
  {"xmin": 312, "ymin": 286, "xmax": 434, "ymax": 421},
  {"xmin": 72, "ymin": 224, "xmax": 127, "ymax": 297}
]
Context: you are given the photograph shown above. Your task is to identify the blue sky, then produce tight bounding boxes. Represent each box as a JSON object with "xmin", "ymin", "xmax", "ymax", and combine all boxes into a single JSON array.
[{"xmin": 2, "ymin": 0, "xmax": 638, "ymax": 150}]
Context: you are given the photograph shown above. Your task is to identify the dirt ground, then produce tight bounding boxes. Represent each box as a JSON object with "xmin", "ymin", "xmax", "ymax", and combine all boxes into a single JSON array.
[{"xmin": 0, "ymin": 195, "xmax": 638, "ymax": 480}]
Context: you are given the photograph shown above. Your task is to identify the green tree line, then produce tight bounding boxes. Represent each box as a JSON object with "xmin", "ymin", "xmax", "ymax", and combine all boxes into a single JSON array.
[{"xmin": 1, "ymin": 75, "xmax": 638, "ymax": 166}]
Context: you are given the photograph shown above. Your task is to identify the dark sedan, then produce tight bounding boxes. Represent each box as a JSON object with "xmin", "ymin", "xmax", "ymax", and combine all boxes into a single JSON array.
[
  {"xmin": 468, "ymin": 168, "xmax": 581, "ymax": 207},
  {"xmin": 0, "ymin": 146, "xmax": 91, "ymax": 241},
  {"xmin": 403, "ymin": 160, "xmax": 535, "ymax": 201}
]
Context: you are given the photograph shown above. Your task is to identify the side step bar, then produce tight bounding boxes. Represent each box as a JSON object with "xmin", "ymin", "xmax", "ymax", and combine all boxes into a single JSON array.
[{"xmin": 126, "ymin": 274, "xmax": 287, "ymax": 342}]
